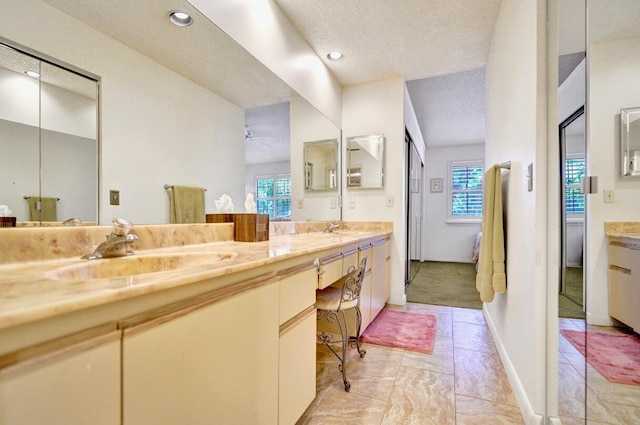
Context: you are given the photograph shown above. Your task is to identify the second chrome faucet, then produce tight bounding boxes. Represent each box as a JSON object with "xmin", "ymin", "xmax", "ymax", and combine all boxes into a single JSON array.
[{"xmin": 83, "ymin": 217, "xmax": 138, "ymax": 260}]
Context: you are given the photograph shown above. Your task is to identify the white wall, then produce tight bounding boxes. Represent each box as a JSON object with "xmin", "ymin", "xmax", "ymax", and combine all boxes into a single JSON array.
[
  {"xmin": 188, "ymin": 0, "xmax": 342, "ymax": 127},
  {"xmin": 587, "ymin": 37, "xmax": 640, "ymax": 325},
  {"xmin": 423, "ymin": 144, "xmax": 484, "ymax": 263},
  {"xmin": 484, "ymin": 1, "xmax": 548, "ymax": 423},
  {"xmin": 403, "ymin": 86, "xmax": 426, "ymax": 164},
  {"xmin": 342, "ymin": 77, "xmax": 407, "ymax": 305},
  {"xmin": 290, "ymin": 94, "xmax": 341, "ymax": 222},
  {"xmin": 1, "ymin": 0, "xmax": 246, "ymax": 225}
]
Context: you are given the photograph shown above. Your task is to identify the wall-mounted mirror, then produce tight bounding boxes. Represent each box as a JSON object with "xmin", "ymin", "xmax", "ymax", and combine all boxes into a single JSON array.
[
  {"xmin": 303, "ymin": 139, "xmax": 338, "ymax": 192},
  {"xmin": 620, "ymin": 107, "xmax": 640, "ymax": 177},
  {"xmin": 2, "ymin": 0, "xmax": 342, "ymax": 225},
  {"xmin": 346, "ymin": 134, "xmax": 384, "ymax": 188},
  {"xmin": 0, "ymin": 40, "xmax": 98, "ymax": 226}
]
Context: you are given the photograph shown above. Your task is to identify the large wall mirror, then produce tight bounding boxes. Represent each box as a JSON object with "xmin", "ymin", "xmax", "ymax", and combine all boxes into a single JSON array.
[
  {"xmin": 620, "ymin": 107, "xmax": 640, "ymax": 177},
  {"xmin": 2, "ymin": 0, "xmax": 341, "ymax": 225},
  {"xmin": 346, "ymin": 134, "xmax": 384, "ymax": 189},
  {"xmin": 0, "ymin": 41, "xmax": 98, "ymax": 226},
  {"xmin": 303, "ymin": 139, "xmax": 338, "ymax": 192}
]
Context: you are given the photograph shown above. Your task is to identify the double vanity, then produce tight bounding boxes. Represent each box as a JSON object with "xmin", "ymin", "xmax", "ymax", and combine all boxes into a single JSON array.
[{"xmin": 0, "ymin": 220, "xmax": 391, "ymax": 425}]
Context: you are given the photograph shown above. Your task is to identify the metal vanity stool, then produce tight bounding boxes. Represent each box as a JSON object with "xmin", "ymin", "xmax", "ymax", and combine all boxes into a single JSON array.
[{"xmin": 316, "ymin": 257, "xmax": 367, "ymax": 392}]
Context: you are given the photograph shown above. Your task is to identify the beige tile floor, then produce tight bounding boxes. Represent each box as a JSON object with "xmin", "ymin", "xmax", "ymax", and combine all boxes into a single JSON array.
[
  {"xmin": 297, "ymin": 302, "xmax": 524, "ymax": 425},
  {"xmin": 558, "ymin": 318, "xmax": 640, "ymax": 425}
]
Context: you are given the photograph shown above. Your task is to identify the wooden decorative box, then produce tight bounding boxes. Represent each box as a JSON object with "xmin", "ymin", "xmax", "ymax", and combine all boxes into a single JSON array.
[
  {"xmin": 0, "ymin": 217, "xmax": 16, "ymax": 227},
  {"xmin": 206, "ymin": 213, "xmax": 269, "ymax": 242}
]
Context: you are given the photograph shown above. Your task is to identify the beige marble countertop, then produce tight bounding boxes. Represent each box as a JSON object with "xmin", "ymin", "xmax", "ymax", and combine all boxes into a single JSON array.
[
  {"xmin": 604, "ymin": 221, "xmax": 640, "ymax": 243},
  {"xmin": 0, "ymin": 228, "xmax": 391, "ymax": 332}
]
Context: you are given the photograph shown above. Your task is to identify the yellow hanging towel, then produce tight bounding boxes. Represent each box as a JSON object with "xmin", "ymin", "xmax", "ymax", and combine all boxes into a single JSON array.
[
  {"xmin": 475, "ymin": 165, "xmax": 506, "ymax": 302},
  {"xmin": 170, "ymin": 186, "xmax": 206, "ymax": 224},
  {"xmin": 27, "ymin": 196, "xmax": 58, "ymax": 222}
]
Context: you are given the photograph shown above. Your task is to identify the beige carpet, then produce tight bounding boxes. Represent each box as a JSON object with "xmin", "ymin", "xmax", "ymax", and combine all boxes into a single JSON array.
[{"xmin": 406, "ymin": 261, "xmax": 482, "ymax": 310}]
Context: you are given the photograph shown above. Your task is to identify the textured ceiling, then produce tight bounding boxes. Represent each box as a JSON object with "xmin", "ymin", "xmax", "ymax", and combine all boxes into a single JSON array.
[
  {"xmin": 41, "ymin": 0, "xmax": 293, "ymax": 110},
  {"xmin": 36, "ymin": 1, "xmax": 639, "ymax": 159},
  {"xmin": 273, "ymin": 0, "xmax": 503, "ymax": 85}
]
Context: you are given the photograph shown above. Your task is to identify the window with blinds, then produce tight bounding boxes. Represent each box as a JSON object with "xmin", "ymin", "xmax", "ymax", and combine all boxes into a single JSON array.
[
  {"xmin": 256, "ymin": 175, "xmax": 291, "ymax": 219},
  {"xmin": 449, "ymin": 161, "xmax": 483, "ymax": 219},
  {"xmin": 565, "ymin": 158, "xmax": 585, "ymax": 215}
]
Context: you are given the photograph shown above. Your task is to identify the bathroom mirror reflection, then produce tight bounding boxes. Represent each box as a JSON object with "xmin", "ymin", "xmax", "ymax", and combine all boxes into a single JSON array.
[
  {"xmin": 0, "ymin": 41, "xmax": 99, "ymax": 226},
  {"xmin": 3, "ymin": 0, "xmax": 343, "ymax": 225},
  {"xmin": 620, "ymin": 107, "xmax": 640, "ymax": 177},
  {"xmin": 303, "ymin": 139, "xmax": 338, "ymax": 192},
  {"xmin": 346, "ymin": 134, "xmax": 384, "ymax": 189}
]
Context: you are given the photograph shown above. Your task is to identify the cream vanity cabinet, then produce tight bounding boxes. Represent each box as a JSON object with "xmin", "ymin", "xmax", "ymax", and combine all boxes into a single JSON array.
[
  {"xmin": 120, "ymin": 277, "xmax": 281, "ymax": 425},
  {"xmin": 0, "ymin": 323, "xmax": 121, "ymax": 425},
  {"xmin": 278, "ymin": 265, "xmax": 317, "ymax": 425},
  {"xmin": 316, "ymin": 237, "xmax": 391, "ymax": 337},
  {"xmin": 120, "ymin": 264, "xmax": 318, "ymax": 425},
  {"xmin": 608, "ymin": 239, "xmax": 640, "ymax": 332},
  {"xmin": 371, "ymin": 239, "xmax": 391, "ymax": 320},
  {"xmin": 358, "ymin": 243, "xmax": 374, "ymax": 331}
]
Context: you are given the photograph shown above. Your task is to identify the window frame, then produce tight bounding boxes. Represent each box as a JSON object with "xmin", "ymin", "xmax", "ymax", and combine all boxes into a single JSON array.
[
  {"xmin": 255, "ymin": 173, "xmax": 292, "ymax": 220},
  {"xmin": 564, "ymin": 154, "xmax": 585, "ymax": 218},
  {"xmin": 446, "ymin": 160, "xmax": 484, "ymax": 223}
]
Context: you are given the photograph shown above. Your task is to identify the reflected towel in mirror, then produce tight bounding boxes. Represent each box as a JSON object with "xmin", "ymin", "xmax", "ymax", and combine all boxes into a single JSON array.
[
  {"xmin": 27, "ymin": 196, "xmax": 58, "ymax": 222},
  {"xmin": 169, "ymin": 186, "xmax": 206, "ymax": 224}
]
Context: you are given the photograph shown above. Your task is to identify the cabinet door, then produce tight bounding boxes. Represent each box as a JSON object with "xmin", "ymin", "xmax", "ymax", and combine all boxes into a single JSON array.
[
  {"xmin": 609, "ymin": 267, "xmax": 635, "ymax": 328},
  {"xmin": 122, "ymin": 282, "xmax": 279, "ymax": 425},
  {"xmin": 358, "ymin": 245, "xmax": 373, "ymax": 333},
  {"xmin": 371, "ymin": 240, "xmax": 390, "ymax": 320},
  {"xmin": 0, "ymin": 326, "xmax": 120, "ymax": 425},
  {"xmin": 279, "ymin": 308, "xmax": 316, "ymax": 425}
]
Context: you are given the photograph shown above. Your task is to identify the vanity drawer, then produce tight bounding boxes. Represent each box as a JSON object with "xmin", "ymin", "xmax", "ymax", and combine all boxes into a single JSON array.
[
  {"xmin": 342, "ymin": 249, "xmax": 358, "ymax": 274},
  {"xmin": 608, "ymin": 244, "xmax": 638, "ymax": 270},
  {"xmin": 279, "ymin": 267, "xmax": 317, "ymax": 325},
  {"xmin": 318, "ymin": 253, "xmax": 343, "ymax": 289}
]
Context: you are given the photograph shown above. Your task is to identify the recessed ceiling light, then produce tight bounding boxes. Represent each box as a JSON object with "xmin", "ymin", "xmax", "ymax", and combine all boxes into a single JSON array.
[
  {"xmin": 169, "ymin": 11, "xmax": 193, "ymax": 27},
  {"xmin": 25, "ymin": 70, "xmax": 40, "ymax": 78},
  {"xmin": 327, "ymin": 51, "xmax": 344, "ymax": 62}
]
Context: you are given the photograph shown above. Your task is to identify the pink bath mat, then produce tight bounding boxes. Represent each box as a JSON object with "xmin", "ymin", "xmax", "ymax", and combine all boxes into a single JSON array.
[
  {"xmin": 361, "ymin": 308, "xmax": 437, "ymax": 354},
  {"xmin": 561, "ymin": 329, "xmax": 640, "ymax": 386}
]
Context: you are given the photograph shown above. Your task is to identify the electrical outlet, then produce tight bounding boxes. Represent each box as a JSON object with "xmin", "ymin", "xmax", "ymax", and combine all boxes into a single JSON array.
[
  {"xmin": 386, "ymin": 196, "xmax": 394, "ymax": 207},
  {"xmin": 297, "ymin": 199, "xmax": 304, "ymax": 209},
  {"xmin": 349, "ymin": 198, "xmax": 356, "ymax": 209},
  {"xmin": 329, "ymin": 198, "xmax": 337, "ymax": 209},
  {"xmin": 110, "ymin": 190, "xmax": 120, "ymax": 206},
  {"xmin": 604, "ymin": 189, "xmax": 615, "ymax": 203}
]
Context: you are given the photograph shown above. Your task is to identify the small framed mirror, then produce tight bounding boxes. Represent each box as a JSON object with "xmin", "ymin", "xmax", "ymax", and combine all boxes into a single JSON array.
[
  {"xmin": 620, "ymin": 107, "xmax": 640, "ymax": 177},
  {"xmin": 303, "ymin": 139, "xmax": 338, "ymax": 192},
  {"xmin": 346, "ymin": 134, "xmax": 384, "ymax": 188}
]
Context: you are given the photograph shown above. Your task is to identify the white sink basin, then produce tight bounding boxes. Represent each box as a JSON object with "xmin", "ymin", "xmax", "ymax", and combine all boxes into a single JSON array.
[{"xmin": 47, "ymin": 251, "xmax": 237, "ymax": 281}]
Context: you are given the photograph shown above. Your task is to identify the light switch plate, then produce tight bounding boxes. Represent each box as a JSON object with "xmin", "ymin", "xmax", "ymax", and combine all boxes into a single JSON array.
[{"xmin": 110, "ymin": 190, "xmax": 120, "ymax": 206}]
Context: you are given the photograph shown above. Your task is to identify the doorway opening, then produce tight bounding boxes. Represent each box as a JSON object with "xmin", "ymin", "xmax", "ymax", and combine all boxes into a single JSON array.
[
  {"xmin": 559, "ymin": 105, "xmax": 586, "ymax": 319},
  {"xmin": 405, "ymin": 129, "xmax": 424, "ymax": 286}
]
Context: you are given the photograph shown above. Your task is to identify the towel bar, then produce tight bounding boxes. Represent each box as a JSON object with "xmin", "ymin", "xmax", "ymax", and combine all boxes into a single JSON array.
[
  {"xmin": 498, "ymin": 161, "xmax": 511, "ymax": 170},
  {"xmin": 164, "ymin": 184, "xmax": 207, "ymax": 191},
  {"xmin": 23, "ymin": 196, "xmax": 60, "ymax": 201}
]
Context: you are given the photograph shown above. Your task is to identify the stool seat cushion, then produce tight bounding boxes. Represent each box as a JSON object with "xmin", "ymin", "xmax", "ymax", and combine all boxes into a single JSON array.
[{"xmin": 316, "ymin": 286, "xmax": 358, "ymax": 311}]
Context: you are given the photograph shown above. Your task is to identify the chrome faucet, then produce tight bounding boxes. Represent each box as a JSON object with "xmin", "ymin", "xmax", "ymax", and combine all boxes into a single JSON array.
[
  {"xmin": 83, "ymin": 217, "xmax": 138, "ymax": 260},
  {"xmin": 323, "ymin": 220, "xmax": 340, "ymax": 233}
]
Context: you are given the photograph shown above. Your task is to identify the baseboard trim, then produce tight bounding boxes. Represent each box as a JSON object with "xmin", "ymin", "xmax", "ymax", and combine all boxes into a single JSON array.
[
  {"xmin": 387, "ymin": 293, "xmax": 406, "ymax": 306},
  {"xmin": 586, "ymin": 311, "xmax": 613, "ymax": 327},
  {"xmin": 548, "ymin": 417, "xmax": 561, "ymax": 425},
  {"xmin": 483, "ymin": 305, "xmax": 545, "ymax": 425}
]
